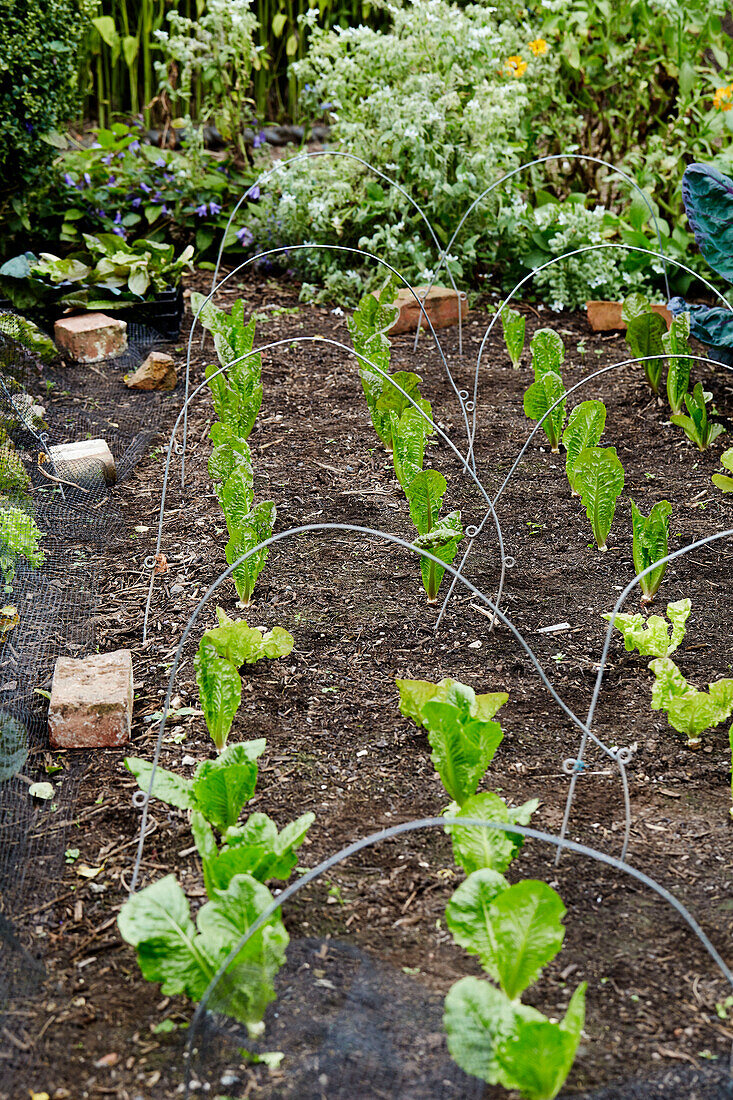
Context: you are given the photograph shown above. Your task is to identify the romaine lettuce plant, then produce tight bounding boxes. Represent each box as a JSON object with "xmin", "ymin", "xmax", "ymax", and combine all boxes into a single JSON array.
[
  {"xmin": 524, "ymin": 371, "xmax": 566, "ymax": 453},
  {"xmin": 630, "ymin": 498, "xmax": 672, "ymax": 604},
  {"xmin": 443, "ymin": 872, "xmax": 586, "ymax": 1100},
  {"xmin": 500, "ymin": 307, "xmax": 526, "ymax": 369},
  {"xmin": 622, "ymin": 293, "xmax": 666, "ymax": 394},
  {"xmin": 530, "ymin": 328, "xmax": 565, "ymax": 379},
  {"xmin": 404, "ymin": 469, "xmax": 464, "ymax": 602},
  {"xmin": 121, "ymin": 738, "xmax": 313, "ymax": 1035},
  {"xmin": 670, "ymin": 382, "xmax": 725, "ymax": 451},
  {"xmin": 663, "ymin": 312, "xmax": 692, "ymax": 415},
  {"xmin": 602, "ymin": 598, "xmax": 690, "ymax": 659},
  {"xmin": 712, "ymin": 448, "xmax": 733, "ymax": 493},
  {"xmin": 572, "ymin": 447, "xmax": 625, "ymax": 551},
  {"xmin": 397, "ymin": 676, "xmax": 508, "ymax": 727},
  {"xmin": 562, "ymin": 400, "xmax": 606, "ymax": 496},
  {"xmin": 649, "ymin": 657, "xmax": 733, "ymax": 748},
  {"xmin": 195, "ymin": 608, "xmax": 293, "ymax": 751}
]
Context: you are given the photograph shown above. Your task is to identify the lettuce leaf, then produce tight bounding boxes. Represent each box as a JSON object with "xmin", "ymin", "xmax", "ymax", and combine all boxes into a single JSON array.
[{"xmin": 603, "ymin": 598, "xmax": 690, "ymax": 658}]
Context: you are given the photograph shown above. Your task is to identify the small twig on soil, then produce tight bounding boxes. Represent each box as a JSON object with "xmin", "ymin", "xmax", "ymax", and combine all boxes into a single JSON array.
[{"xmin": 36, "ymin": 462, "xmax": 90, "ymax": 494}]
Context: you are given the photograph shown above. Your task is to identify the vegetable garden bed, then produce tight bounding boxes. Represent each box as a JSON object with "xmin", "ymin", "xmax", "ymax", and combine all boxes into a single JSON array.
[{"xmin": 7, "ymin": 270, "xmax": 733, "ymax": 1099}]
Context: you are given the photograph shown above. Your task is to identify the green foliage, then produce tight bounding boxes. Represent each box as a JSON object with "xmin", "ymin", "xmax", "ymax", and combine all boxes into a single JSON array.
[
  {"xmin": 572, "ymin": 447, "xmax": 625, "ymax": 551},
  {"xmin": 396, "ymin": 676, "xmax": 508, "ymax": 728},
  {"xmin": 391, "ymin": 409, "xmax": 427, "ymax": 490},
  {"xmin": 0, "ymin": 315, "xmax": 57, "ymax": 364},
  {"xmin": 413, "ymin": 511, "xmax": 464, "ymax": 603},
  {"xmin": 225, "ymin": 500, "xmax": 277, "ymax": 607},
  {"xmin": 420, "ymin": 700, "xmax": 504, "ymax": 806},
  {"xmin": 195, "ymin": 609, "xmax": 293, "ymax": 751},
  {"xmin": 562, "ymin": 400, "xmax": 606, "ymax": 495},
  {"xmin": 664, "ymin": 313, "xmax": 692, "ymax": 415},
  {"xmin": 501, "ymin": 307, "xmax": 526, "ymax": 369},
  {"xmin": 117, "ymin": 872, "xmax": 288, "ymax": 1035},
  {"xmin": 630, "ymin": 498, "xmax": 672, "ymax": 603},
  {"xmin": 524, "ymin": 371, "xmax": 566, "ymax": 453},
  {"xmin": 0, "ymin": 431, "xmax": 31, "ymax": 499},
  {"xmin": 670, "ymin": 383, "xmax": 726, "ymax": 451},
  {"xmin": 0, "ymin": 0, "xmax": 89, "ymax": 208},
  {"xmin": 530, "ymin": 329, "xmax": 565, "ymax": 379},
  {"xmin": 0, "ymin": 502, "xmax": 45, "ymax": 588},
  {"xmin": 623, "ymin": 295, "xmax": 667, "ymax": 394},
  {"xmin": 603, "ymin": 598, "xmax": 691, "ymax": 659},
  {"xmin": 712, "ymin": 448, "xmax": 733, "ymax": 494},
  {"xmin": 649, "ymin": 658, "xmax": 733, "ymax": 748},
  {"xmin": 446, "ymin": 791, "xmax": 539, "ymax": 876},
  {"xmin": 444, "ymin": 977, "xmax": 586, "ymax": 1100},
  {"xmin": 192, "ymin": 809, "xmax": 315, "ymax": 895}
]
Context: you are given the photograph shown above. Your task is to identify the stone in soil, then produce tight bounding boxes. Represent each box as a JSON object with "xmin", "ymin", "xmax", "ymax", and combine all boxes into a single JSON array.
[
  {"xmin": 54, "ymin": 312, "xmax": 127, "ymax": 363},
  {"xmin": 379, "ymin": 286, "xmax": 469, "ymax": 334},
  {"xmin": 48, "ymin": 649, "xmax": 133, "ymax": 749},
  {"xmin": 48, "ymin": 438, "xmax": 116, "ymax": 487},
  {"xmin": 124, "ymin": 350, "xmax": 177, "ymax": 391}
]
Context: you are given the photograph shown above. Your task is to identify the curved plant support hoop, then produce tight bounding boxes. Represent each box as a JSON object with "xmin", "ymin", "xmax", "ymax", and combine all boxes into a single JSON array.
[
  {"xmin": 180, "ymin": 817, "xmax": 733, "ymax": 1096},
  {"xmin": 142, "ymin": 336, "xmax": 502, "ymax": 644},
  {"xmin": 132, "ymin": 524, "xmax": 632, "ymax": 899},
  {"xmin": 181, "ymin": 244, "xmax": 466, "ymax": 486},
  {"xmin": 416, "ymin": 152, "xmax": 673, "ymax": 344},
  {"xmin": 557, "ymin": 527, "xmax": 733, "ymax": 865},
  {"xmin": 437, "ymin": 352, "xmax": 723, "ymax": 633}
]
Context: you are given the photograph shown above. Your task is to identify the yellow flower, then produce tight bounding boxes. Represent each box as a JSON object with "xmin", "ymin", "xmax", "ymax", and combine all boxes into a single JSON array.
[
  {"xmin": 713, "ymin": 84, "xmax": 733, "ymax": 111},
  {"xmin": 505, "ymin": 55, "xmax": 528, "ymax": 78},
  {"xmin": 529, "ymin": 38, "xmax": 548, "ymax": 56}
]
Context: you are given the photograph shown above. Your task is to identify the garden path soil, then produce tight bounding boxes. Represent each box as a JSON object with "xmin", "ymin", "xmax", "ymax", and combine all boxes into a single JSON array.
[{"xmin": 9, "ymin": 271, "xmax": 733, "ymax": 1099}]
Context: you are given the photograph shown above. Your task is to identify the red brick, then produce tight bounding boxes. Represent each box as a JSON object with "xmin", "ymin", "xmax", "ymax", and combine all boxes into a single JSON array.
[
  {"xmin": 49, "ymin": 650, "xmax": 133, "ymax": 749},
  {"xmin": 375, "ymin": 286, "xmax": 469, "ymax": 335},
  {"xmin": 586, "ymin": 300, "xmax": 672, "ymax": 332},
  {"xmin": 48, "ymin": 438, "xmax": 117, "ymax": 487},
  {"xmin": 54, "ymin": 313, "xmax": 127, "ymax": 363}
]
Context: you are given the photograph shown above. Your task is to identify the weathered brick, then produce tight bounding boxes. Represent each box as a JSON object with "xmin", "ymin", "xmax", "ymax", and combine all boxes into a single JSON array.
[
  {"xmin": 586, "ymin": 300, "xmax": 672, "ymax": 332},
  {"xmin": 376, "ymin": 286, "xmax": 469, "ymax": 335},
  {"xmin": 124, "ymin": 350, "xmax": 177, "ymax": 391},
  {"xmin": 48, "ymin": 438, "xmax": 116, "ymax": 487},
  {"xmin": 54, "ymin": 313, "xmax": 127, "ymax": 363},
  {"xmin": 49, "ymin": 650, "xmax": 133, "ymax": 749}
]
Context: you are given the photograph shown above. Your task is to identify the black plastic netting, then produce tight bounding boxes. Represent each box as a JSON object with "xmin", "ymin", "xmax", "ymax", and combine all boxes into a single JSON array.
[{"xmin": 0, "ymin": 313, "xmax": 177, "ymax": 1092}]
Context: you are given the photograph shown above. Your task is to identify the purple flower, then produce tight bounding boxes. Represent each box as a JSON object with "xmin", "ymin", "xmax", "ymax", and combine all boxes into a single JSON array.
[
  {"xmin": 62, "ymin": 172, "xmax": 76, "ymax": 187},
  {"xmin": 253, "ymin": 130, "xmax": 266, "ymax": 149},
  {"xmin": 236, "ymin": 226, "xmax": 254, "ymax": 247},
  {"xmin": 83, "ymin": 172, "xmax": 92, "ymax": 187},
  {"xmin": 112, "ymin": 224, "xmax": 126, "ymax": 237},
  {"xmin": 113, "ymin": 211, "xmax": 122, "ymax": 224},
  {"xmin": 102, "ymin": 154, "xmax": 113, "ymax": 165},
  {"xmin": 108, "ymin": 174, "xmax": 117, "ymax": 186},
  {"xmin": 247, "ymin": 184, "xmax": 260, "ymax": 200},
  {"xmin": 131, "ymin": 197, "xmax": 142, "ymax": 209},
  {"xmin": 163, "ymin": 172, "xmax": 175, "ymax": 182},
  {"xmin": 195, "ymin": 203, "xmax": 208, "ymax": 217},
  {"xmin": 129, "ymin": 140, "xmax": 141, "ymax": 153},
  {"xmin": 209, "ymin": 201, "xmax": 221, "ymax": 215},
  {"xmin": 155, "ymin": 157, "xmax": 166, "ymax": 168},
  {"xmin": 161, "ymin": 204, "xmax": 171, "ymax": 215},
  {"xmin": 116, "ymin": 150, "xmax": 125, "ymax": 160},
  {"xmin": 153, "ymin": 190, "xmax": 163, "ymax": 202},
  {"xmin": 140, "ymin": 181, "xmax": 151, "ymax": 194}
]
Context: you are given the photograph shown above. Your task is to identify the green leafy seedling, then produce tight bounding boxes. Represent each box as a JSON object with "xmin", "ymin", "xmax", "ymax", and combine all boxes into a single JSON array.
[
  {"xmin": 396, "ymin": 676, "xmax": 508, "ymax": 727},
  {"xmin": 420, "ymin": 700, "xmax": 503, "ymax": 806},
  {"xmin": 649, "ymin": 657, "xmax": 733, "ymax": 748},
  {"xmin": 663, "ymin": 312, "xmax": 692, "ymax": 415},
  {"xmin": 524, "ymin": 370, "xmax": 566, "ymax": 452},
  {"xmin": 445, "ymin": 791, "xmax": 539, "ymax": 875},
  {"xmin": 622, "ymin": 294, "xmax": 666, "ymax": 394},
  {"xmin": 631, "ymin": 498, "xmax": 672, "ymax": 604},
  {"xmin": 500, "ymin": 307, "xmax": 526, "ymax": 368},
  {"xmin": 405, "ymin": 470, "xmax": 463, "ymax": 601},
  {"xmin": 712, "ymin": 448, "xmax": 733, "ymax": 493},
  {"xmin": 225, "ymin": 500, "xmax": 276, "ymax": 607},
  {"xmin": 572, "ymin": 447, "xmax": 625, "ymax": 551},
  {"xmin": 670, "ymin": 383, "xmax": 725, "ymax": 450},
  {"xmin": 530, "ymin": 328, "xmax": 565, "ymax": 379},
  {"xmin": 562, "ymin": 400, "xmax": 606, "ymax": 495},
  {"xmin": 602, "ymin": 598, "xmax": 690, "ymax": 658}
]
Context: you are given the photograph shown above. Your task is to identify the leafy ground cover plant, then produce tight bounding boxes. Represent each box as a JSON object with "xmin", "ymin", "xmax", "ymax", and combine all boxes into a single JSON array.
[
  {"xmin": 121, "ymin": 739, "xmax": 310, "ymax": 1036},
  {"xmin": 500, "ymin": 307, "xmax": 526, "ymax": 369},
  {"xmin": 444, "ymin": 873, "xmax": 586, "ymax": 1100},
  {"xmin": 664, "ymin": 313, "xmax": 692, "ymax": 416},
  {"xmin": 524, "ymin": 328, "xmax": 566, "ymax": 452},
  {"xmin": 712, "ymin": 448, "xmax": 733, "ymax": 493},
  {"xmin": 670, "ymin": 382, "xmax": 725, "ymax": 451},
  {"xmin": 603, "ymin": 598, "xmax": 691, "ymax": 659},
  {"xmin": 195, "ymin": 608, "xmax": 293, "ymax": 752},
  {"xmin": 622, "ymin": 293, "xmax": 666, "ymax": 395},
  {"xmin": 571, "ymin": 447, "xmax": 625, "ymax": 551},
  {"xmin": 649, "ymin": 658, "xmax": 733, "ymax": 749},
  {"xmin": 630, "ymin": 498, "xmax": 672, "ymax": 604},
  {"xmin": 562, "ymin": 400, "xmax": 606, "ymax": 496},
  {"xmin": 0, "ymin": 503, "xmax": 45, "ymax": 591}
]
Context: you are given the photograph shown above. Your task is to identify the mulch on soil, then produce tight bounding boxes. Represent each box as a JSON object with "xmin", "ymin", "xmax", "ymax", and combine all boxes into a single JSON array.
[{"xmin": 7, "ymin": 270, "xmax": 733, "ymax": 1099}]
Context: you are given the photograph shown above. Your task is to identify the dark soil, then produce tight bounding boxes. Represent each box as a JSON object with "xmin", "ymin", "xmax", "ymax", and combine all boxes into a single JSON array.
[{"xmin": 5, "ymin": 271, "xmax": 733, "ymax": 1100}]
